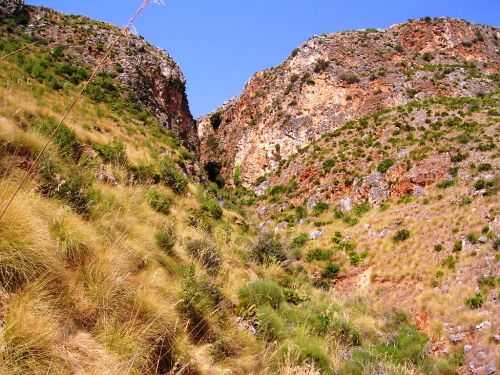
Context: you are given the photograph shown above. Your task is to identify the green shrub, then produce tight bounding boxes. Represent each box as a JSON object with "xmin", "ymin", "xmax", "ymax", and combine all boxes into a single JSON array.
[
  {"xmin": 477, "ymin": 163, "xmax": 492, "ymax": 172},
  {"xmin": 474, "ymin": 179, "xmax": 487, "ymax": 190},
  {"xmin": 249, "ymin": 233, "xmax": 286, "ymax": 264},
  {"xmin": 393, "ymin": 229, "xmax": 410, "ymax": 242},
  {"xmin": 465, "ymin": 293, "xmax": 484, "ymax": 309},
  {"xmin": 185, "ymin": 209, "xmax": 213, "ymax": 233},
  {"xmin": 474, "ymin": 178, "xmax": 497, "ymax": 193},
  {"xmin": 321, "ymin": 262, "xmax": 340, "ymax": 280},
  {"xmin": 179, "ymin": 267, "xmax": 221, "ymax": 341},
  {"xmin": 50, "ymin": 219, "xmax": 90, "ymax": 266},
  {"xmin": 352, "ymin": 202, "xmax": 371, "ymax": 217},
  {"xmin": 340, "ymin": 72, "xmax": 360, "ymax": 84},
  {"xmin": 452, "ymin": 240, "xmax": 463, "ymax": 252},
  {"xmin": 459, "ymin": 196, "xmax": 472, "ymax": 206},
  {"xmin": 443, "ymin": 255, "xmax": 457, "ymax": 270},
  {"xmin": 54, "ymin": 63, "xmax": 89, "ymax": 84},
  {"xmin": 477, "ymin": 275, "xmax": 497, "ymax": 289},
  {"xmin": 377, "ymin": 159, "xmax": 395, "ymax": 173},
  {"xmin": 268, "ymin": 185, "xmax": 286, "ymax": 201},
  {"xmin": 128, "ymin": 163, "xmax": 159, "ymax": 184},
  {"xmin": 313, "ymin": 59, "xmax": 329, "ymax": 73},
  {"xmin": 39, "ymin": 160, "xmax": 96, "ymax": 216},
  {"xmin": 349, "ymin": 252, "xmax": 362, "ymax": 266},
  {"xmin": 295, "ymin": 205, "xmax": 307, "ymax": 220},
  {"xmin": 283, "ymin": 288, "xmax": 308, "ymax": 305},
  {"xmin": 93, "ymin": 139, "xmax": 127, "ymax": 165},
  {"xmin": 377, "ymin": 324, "xmax": 429, "ymax": 366},
  {"xmin": 333, "ymin": 318, "xmax": 362, "ymax": 346},
  {"xmin": 186, "ymin": 239, "xmax": 221, "ymax": 274},
  {"xmin": 36, "ymin": 117, "xmax": 82, "ymax": 160},
  {"xmin": 147, "ymin": 189, "xmax": 171, "ymax": 215},
  {"xmin": 201, "ymin": 197, "xmax": 223, "ymax": 220},
  {"xmin": 437, "ymin": 179, "xmax": 455, "ymax": 189},
  {"xmin": 238, "ymin": 280, "xmax": 285, "ymax": 309},
  {"xmin": 256, "ymin": 304, "xmax": 285, "ymax": 341},
  {"xmin": 322, "ymin": 158, "xmax": 335, "ymax": 172},
  {"xmin": 210, "ymin": 338, "xmax": 237, "ymax": 362},
  {"xmin": 160, "ymin": 158, "xmax": 188, "ymax": 194},
  {"xmin": 451, "ymin": 152, "xmax": 468, "ymax": 163},
  {"xmin": 233, "ymin": 166, "xmax": 242, "ymax": 186},
  {"xmin": 155, "ymin": 226, "xmax": 177, "ymax": 255},
  {"xmin": 291, "ymin": 233, "xmax": 309, "ymax": 248},
  {"xmin": 343, "ymin": 215, "xmax": 359, "ymax": 226},
  {"xmin": 430, "ymin": 351, "xmax": 464, "ymax": 375},
  {"xmin": 306, "ymin": 248, "xmax": 332, "ymax": 262},
  {"xmin": 86, "ymin": 73, "xmax": 119, "ymax": 103},
  {"xmin": 283, "ymin": 335, "xmax": 332, "ymax": 373},
  {"xmin": 467, "ymin": 233, "xmax": 478, "ymax": 244},
  {"xmin": 313, "ymin": 202, "xmax": 329, "ymax": 216}
]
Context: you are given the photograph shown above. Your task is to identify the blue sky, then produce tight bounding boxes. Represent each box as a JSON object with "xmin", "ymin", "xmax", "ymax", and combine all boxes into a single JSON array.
[{"xmin": 28, "ymin": 1, "xmax": 499, "ymax": 117}]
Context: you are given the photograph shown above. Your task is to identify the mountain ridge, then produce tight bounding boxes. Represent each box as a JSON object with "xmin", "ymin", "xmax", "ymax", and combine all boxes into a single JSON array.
[{"xmin": 198, "ymin": 17, "xmax": 499, "ymax": 186}]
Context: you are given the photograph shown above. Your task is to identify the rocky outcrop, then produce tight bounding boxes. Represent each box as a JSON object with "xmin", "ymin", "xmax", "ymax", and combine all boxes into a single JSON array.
[
  {"xmin": 198, "ymin": 18, "xmax": 499, "ymax": 184},
  {"xmin": 10, "ymin": 4, "xmax": 198, "ymax": 150},
  {"xmin": 0, "ymin": 0, "xmax": 23, "ymax": 17}
]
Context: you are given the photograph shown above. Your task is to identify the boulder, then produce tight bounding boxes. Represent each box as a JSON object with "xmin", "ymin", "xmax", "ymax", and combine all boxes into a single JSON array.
[
  {"xmin": 339, "ymin": 197, "xmax": 353, "ymax": 212},
  {"xmin": 309, "ymin": 230, "xmax": 323, "ymax": 240},
  {"xmin": 255, "ymin": 180, "xmax": 269, "ymax": 197},
  {"xmin": 475, "ymin": 321, "xmax": 491, "ymax": 331},
  {"xmin": 449, "ymin": 333, "xmax": 465, "ymax": 344}
]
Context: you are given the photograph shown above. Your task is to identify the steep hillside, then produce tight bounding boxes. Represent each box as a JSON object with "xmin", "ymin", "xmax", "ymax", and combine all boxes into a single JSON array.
[
  {"xmin": 5, "ymin": 0, "xmax": 198, "ymax": 150},
  {"xmin": 198, "ymin": 18, "xmax": 499, "ymax": 185},
  {"xmin": 197, "ymin": 16, "xmax": 499, "ymax": 375},
  {"xmin": 251, "ymin": 94, "xmax": 499, "ymax": 374}
]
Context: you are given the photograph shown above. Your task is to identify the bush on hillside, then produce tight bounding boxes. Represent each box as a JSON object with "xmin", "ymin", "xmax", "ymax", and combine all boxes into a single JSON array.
[
  {"xmin": 147, "ymin": 189, "xmax": 171, "ymax": 215},
  {"xmin": 321, "ymin": 262, "xmax": 340, "ymax": 280},
  {"xmin": 186, "ymin": 239, "xmax": 221, "ymax": 274},
  {"xmin": 306, "ymin": 248, "xmax": 333, "ymax": 262},
  {"xmin": 339, "ymin": 72, "xmax": 360, "ymax": 84},
  {"xmin": 86, "ymin": 73, "xmax": 119, "ymax": 103},
  {"xmin": 201, "ymin": 197, "xmax": 223, "ymax": 220},
  {"xmin": 377, "ymin": 159, "xmax": 395, "ymax": 173},
  {"xmin": 155, "ymin": 225, "xmax": 177, "ymax": 255},
  {"xmin": 129, "ymin": 163, "xmax": 160, "ymax": 184},
  {"xmin": 50, "ymin": 219, "xmax": 90, "ymax": 266},
  {"xmin": 160, "ymin": 158, "xmax": 188, "ymax": 194},
  {"xmin": 465, "ymin": 292, "xmax": 484, "ymax": 309},
  {"xmin": 238, "ymin": 279, "xmax": 285, "ymax": 310},
  {"xmin": 249, "ymin": 233, "xmax": 287, "ymax": 264},
  {"xmin": 39, "ymin": 159, "xmax": 96, "ymax": 216},
  {"xmin": 393, "ymin": 229, "xmax": 410, "ymax": 242},
  {"xmin": 93, "ymin": 139, "xmax": 127, "ymax": 165},
  {"xmin": 291, "ymin": 233, "xmax": 309, "ymax": 249},
  {"xmin": 313, "ymin": 202, "xmax": 329, "ymax": 216},
  {"xmin": 36, "ymin": 117, "xmax": 82, "ymax": 161},
  {"xmin": 256, "ymin": 304, "xmax": 285, "ymax": 341}
]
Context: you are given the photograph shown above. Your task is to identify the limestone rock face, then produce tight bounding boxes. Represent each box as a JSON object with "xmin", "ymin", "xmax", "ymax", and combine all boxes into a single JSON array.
[
  {"xmin": 14, "ymin": 4, "xmax": 198, "ymax": 150},
  {"xmin": 0, "ymin": 0, "xmax": 23, "ymax": 17},
  {"xmin": 198, "ymin": 18, "xmax": 499, "ymax": 184}
]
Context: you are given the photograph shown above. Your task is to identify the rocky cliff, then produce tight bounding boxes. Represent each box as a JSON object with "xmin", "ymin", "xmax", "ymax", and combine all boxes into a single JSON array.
[
  {"xmin": 2, "ymin": 1, "xmax": 198, "ymax": 150},
  {"xmin": 198, "ymin": 18, "xmax": 499, "ymax": 185}
]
